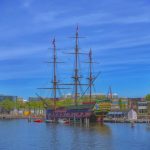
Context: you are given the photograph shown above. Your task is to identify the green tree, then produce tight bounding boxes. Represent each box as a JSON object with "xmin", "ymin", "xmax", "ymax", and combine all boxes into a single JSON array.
[
  {"xmin": 1, "ymin": 99, "xmax": 15, "ymax": 113},
  {"xmin": 16, "ymin": 100, "xmax": 26, "ymax": 111},
  {"xmin": 96, "ymin": 95, "xmax": 107, "ymax": 100},
  {"xmin": 145, "ymin": 94, "xmax": 150, "ymax": 101},
  {"xmin": 119, "ymin": 99, "xmax": 123, "ymax": 110}
]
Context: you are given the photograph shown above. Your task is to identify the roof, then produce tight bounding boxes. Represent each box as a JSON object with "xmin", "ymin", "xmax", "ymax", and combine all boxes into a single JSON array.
[{"xmin": 66, "ymin": 104, "xmax": 95, "ymax": 110}]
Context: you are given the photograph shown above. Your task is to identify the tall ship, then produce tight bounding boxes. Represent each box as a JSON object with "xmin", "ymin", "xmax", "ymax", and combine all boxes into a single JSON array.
[{"xmin": 38, "ymin": 27, "xmax": 111, "ymax": 124}]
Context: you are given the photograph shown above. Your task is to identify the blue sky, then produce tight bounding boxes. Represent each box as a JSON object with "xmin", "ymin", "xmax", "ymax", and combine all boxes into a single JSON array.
[{"xmin": 0, "ymin": 0, "xmax": 150, "ymax": 99}]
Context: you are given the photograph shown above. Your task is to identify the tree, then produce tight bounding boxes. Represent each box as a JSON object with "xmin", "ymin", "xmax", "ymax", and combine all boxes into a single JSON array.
[
  {"xmin": 145, "ymin": 94, "xmax": 150, "ymax": 101},
  {"xmin": 1, "ymin": 99, "xmax": 15, "ymax": 113},
  {"xmin": 119, "ymin": 99, "xmax": 123, "ymax": 110},
  {"xmin": 16, "ymin": 100, "xmax": 26, "ymax": 111}
]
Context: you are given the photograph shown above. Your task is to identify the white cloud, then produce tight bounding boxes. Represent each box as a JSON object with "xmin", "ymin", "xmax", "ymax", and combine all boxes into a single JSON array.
[{"xmin": 0, "ymin": 45, "xmax": 47, "ymax": 60}]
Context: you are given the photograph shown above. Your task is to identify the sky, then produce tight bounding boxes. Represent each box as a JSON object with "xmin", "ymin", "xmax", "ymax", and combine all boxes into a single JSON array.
[{"xmin": 0, "ymin": 0, "xmax": 150, "ymax": 99}]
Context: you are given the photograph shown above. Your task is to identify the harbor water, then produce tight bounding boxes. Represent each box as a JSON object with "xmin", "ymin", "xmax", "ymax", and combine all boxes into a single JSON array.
[{"xmin": 0, "ymin": 120, "xmax": 150, "ymax": 150}]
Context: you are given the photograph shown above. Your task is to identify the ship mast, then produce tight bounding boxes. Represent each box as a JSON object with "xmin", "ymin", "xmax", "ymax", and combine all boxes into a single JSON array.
[
  {"xmin": 60, "ymin": 26, "xmax": 87, "ymax": 106},
  {"xmin": 38, "ymin": 38, "xmax": 70, "ymax": 110},
  {"xmin": 38, "ymin": 38, "xmax": 60, "ymax": 110},
  {"xmin": 74, "ymin": 26, "xmax": 79, "ymax": 106},
  {"xmin": 85, "ymin": 49, "xmax": 95, "ymax": 102},
  {"xmin": 88, "ymin": 49, "xmax": 93, "ymax": 102},
  {"xmin": 52, "ymin": 38, "xmax": 57, "ymax": 110}
]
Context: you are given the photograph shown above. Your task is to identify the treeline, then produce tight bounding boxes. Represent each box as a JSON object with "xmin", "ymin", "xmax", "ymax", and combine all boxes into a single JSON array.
[
  {"xmin": 3, "ymin": 93, "xmax": 150, "ymax": 114},
  {"xmin": 0, "ymin": 95, "xmax": 107, "ymax": 114},
  {"xmin": 0, "ymin": 99, "xmax": 45, "ymax": 114}
]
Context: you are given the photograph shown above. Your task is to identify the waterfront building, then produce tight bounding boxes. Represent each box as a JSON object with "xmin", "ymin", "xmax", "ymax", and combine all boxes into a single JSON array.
[
  {"xmin": 138, "ymin": 101, "xmax": 148, "ymax": 114},
  {"xmin": 29, "ymin": 96, "xmax": 62, "ymax": 102},
  {"xmin": 128, "ymin": 98, "xmax": 143, "ymax": 111},
  {"xmin": 147, "ymin": 101, "xmax": 150, "ymax": 115},
  {"xmin": 107, "ymin": 98, "xmax": 129, "ymax": 119},
  {"xmin": 110, "ymin": 97, "xmax": 129, "ymax": 111},
  {"xmin": 94, "ymin": 99, "xmax": 111, "ymax": 113},
  {"xmin": 29, "ymin": 97, "xmax": 42, "ymax": 101},
  {"xmin": 17, "ymin": 97, "xmax": 24, "ymax": 101},
  {"xmin": 128, "ymin": 109, "xmax": 137, "ymax": 121},
  {"xmin": 111, "ymin": 98, "xmax": 120, "ymax": 111},
  {"xmin": 0, "ymin": 95, "xmax": 17, "ymax": 101},
  {"xmin": 119, "ymin": 98, "xmax": 128, "ymax": 110},
  {"xmin": 107, "ymin": 111, "xmax": 128, "ymax": 119},
  {"xmin": 62, "ymin": 93, "xmax": 106, "ymax": 100}
]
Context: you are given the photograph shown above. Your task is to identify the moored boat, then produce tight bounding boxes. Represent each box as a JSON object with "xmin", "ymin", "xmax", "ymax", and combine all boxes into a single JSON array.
[
  {"xmin": 58, "ymin": 118, "xmax": 69, "ymax": 124},
  {"xmin": 45, "ymin": 119, "xmax": 56, "ymax": 123},
  {"xmin": 33, "ymin": 119, "xmax": 43, "ymax": 123}
]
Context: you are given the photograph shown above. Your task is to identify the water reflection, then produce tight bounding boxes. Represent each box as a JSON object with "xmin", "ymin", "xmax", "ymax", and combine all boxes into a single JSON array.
[
  {"xmin": 90, "ymin": 123, "xmax": 112, "ymax": 135},
  {"xmin": 63, "ymin": 123, "xmax": 113, "ymax": 150},
  {"xmin": 49, "ymin": 124, "xmax": 59, "ymax": 150},
  {"xmin": 70, "ymin": 122, "xmax": 112, "ymax": 136},
  {"xmin": 0, "ymin": 120, "xmax": 150, "ymax": 150}
]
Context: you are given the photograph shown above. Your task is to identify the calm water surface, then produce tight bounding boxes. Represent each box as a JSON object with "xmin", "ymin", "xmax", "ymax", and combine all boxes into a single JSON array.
[{"xmin": 0, "ymin": 120, "xmax": 149, "ymax": 150}]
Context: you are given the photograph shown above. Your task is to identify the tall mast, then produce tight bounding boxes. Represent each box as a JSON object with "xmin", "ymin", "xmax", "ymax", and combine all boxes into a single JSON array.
[
  {"xmin": 61, "ymin": 26, "xmax": 87, "ymax": 106},
  {"xmin": 89, "ymin": 49, "xmax": 93, "ymax": 102},
  {"xmin": 74, "ymin": 26, "xmax": 79, "ymax": 106},
  {"xmin": 38, "ymin": 38, "xmax": 69, "ymax": 110},
  {"xmin": 52, "ymin": 38, "xmax": 57, "ymax": 110}
]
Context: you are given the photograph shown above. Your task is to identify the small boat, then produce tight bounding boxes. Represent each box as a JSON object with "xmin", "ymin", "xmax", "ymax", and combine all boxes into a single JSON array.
[
  {"xmin": 58, "ymin": 118, "xmax": 69, "ymax": 124},
  {"xmin": 45, "ymin": 119, "xmax": 56, "ymax": 123},
  {"xmin": 34, "ymin": 119, "xmax": 43, "ymax": 123},
  {"xmin": 64, "ymin": 121, "xmax": 70, "ymax": 125}
]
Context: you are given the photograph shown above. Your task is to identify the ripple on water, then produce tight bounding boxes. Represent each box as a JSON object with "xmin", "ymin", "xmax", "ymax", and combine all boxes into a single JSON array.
[{"xmin": 0, "ymin": 120, "xmax": 150, "ymax": 150}]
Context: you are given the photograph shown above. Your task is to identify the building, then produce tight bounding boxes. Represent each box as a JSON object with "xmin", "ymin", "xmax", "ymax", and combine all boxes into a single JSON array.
[
  {"xmin": 111, "ymin": 98, "xmax": 120, "ymax": 111},
  {"xmin": 110, "ymin": 98, "xmax": 128, "ymax": 110},
  {"xmin": 119, "ymin": 98, "xmax": 128, "ymax": 110},
  {"xmin": 28, "ymin": 97, "xmax": 42, "ymax": 101},
  {"xmin": 128, "ymin": 98, "xmax": 143, "ymax": 111},
  {"xmin": 147, "ymin": 101, "xmax": 150, "ymax": 115},
  {"xmin": 0, "ymin": 95, "xmax": 17, "ymax": 101},
  {"xmin": 63, "ymin": 93, "xmax": 106, "ymax": 99},
  {"xmin": 29, "ymin": 96, "xmax": 63, "ymax": 102},
  {"xmin": 138, "ymin": 101, "xmax": 148, "ymax": 114}
]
